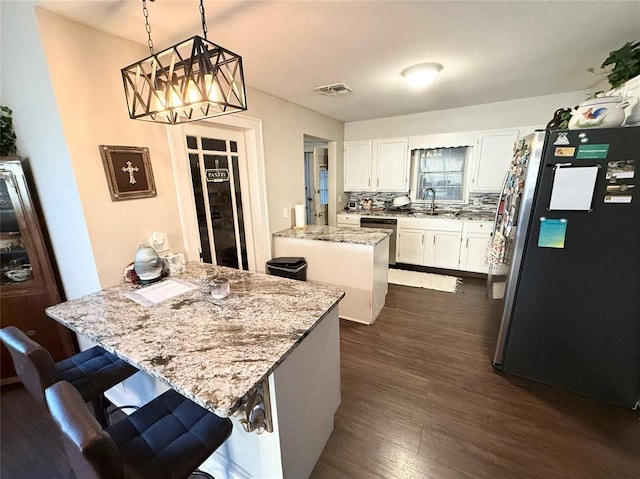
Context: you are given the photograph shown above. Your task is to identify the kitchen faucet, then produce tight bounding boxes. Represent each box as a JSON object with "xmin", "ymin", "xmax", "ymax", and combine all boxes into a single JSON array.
[{"xmin": 422, "ymin": 187, "xmax": 436, "ymax": 212}]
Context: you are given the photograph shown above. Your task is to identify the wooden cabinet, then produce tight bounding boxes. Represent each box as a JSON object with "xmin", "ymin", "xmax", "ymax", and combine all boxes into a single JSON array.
[
  {"xmin": 0, "ymin": 158, "xmax": 74, "ymax": 381},
  {"xmin": 459, "ymin": 221, "xmax": 493, "ymax": 273},
  {"xmin": 397, "ymin": 218, "xmax": 462, "ymax": 269},
  {"xmin": 344, "ymin": 138, "xmax": 409, "ymax": 192},
  {"xmin": 471, "ymin": 130, "xmax": 519, "ymax": 192}
]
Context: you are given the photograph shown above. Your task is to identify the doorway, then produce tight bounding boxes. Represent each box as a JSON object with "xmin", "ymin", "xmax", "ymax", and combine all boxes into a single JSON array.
[
  {"xmin": 168, "ymin": 118, "xmax": 271, "ymax": 273},
  {"xmin": 304, "ymin": 136, "xmax": 329, "ymax": 226},
  {"xmin": 184, "ymin": 128, "xmax": 248, "ymax": 269}
]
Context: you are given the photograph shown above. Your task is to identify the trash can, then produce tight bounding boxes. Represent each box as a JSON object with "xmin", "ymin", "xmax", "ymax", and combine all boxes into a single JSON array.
[{"xmin": 266, "ymin": 257, "xmax": 307, "ymax": 281}]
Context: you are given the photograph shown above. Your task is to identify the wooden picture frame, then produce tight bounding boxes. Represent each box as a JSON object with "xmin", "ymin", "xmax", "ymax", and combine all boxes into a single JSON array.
[{"xmin": 99, "ymin": 145, "xmax": 157, "ymax": 201}]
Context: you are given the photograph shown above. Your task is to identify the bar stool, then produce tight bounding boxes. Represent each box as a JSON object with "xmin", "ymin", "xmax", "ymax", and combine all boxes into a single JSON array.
[
  {"xmin": 46, "ymin": 380, "xmax": 233, "ymax": 479},
  {"xmin": 0, "ymin": 325, "xmax": 138, "ymax": 426}
]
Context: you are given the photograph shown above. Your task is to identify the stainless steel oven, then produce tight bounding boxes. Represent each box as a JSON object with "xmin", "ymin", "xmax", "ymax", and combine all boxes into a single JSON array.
[{"xmin": 360, "ymin": 217, "xmax": 397, "ymax": 265}]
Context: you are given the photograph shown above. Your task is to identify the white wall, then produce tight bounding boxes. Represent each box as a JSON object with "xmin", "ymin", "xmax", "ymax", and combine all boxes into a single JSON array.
[
  {"xmin": 1, "ymin": 1, "xmax": 100, "ymax": 299},
  {"xmin": 243, "ymin": 91, "xmax": 344, "ymax": 233},
  {"xmin": 34, "ymin": 7, "xmax": 184, "ymax": 289},
  {"xmin": 345, "ymin": 90, "xmax": 589, "ymax": 140},
  {"xmin": 3, "ymin": 4, "xmax": 345, "ymax": 294}
]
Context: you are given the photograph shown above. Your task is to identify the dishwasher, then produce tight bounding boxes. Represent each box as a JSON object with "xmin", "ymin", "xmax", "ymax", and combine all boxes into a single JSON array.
[{"xmin": 360, "ymin": 217, "xmax": 397, "ymax": 265}]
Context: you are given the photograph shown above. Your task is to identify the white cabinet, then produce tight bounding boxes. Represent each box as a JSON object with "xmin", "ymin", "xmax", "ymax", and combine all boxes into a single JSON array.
[
  {"xmin": 397, "ymin": 217, "xmax": 492, "ymax": 273},
  {"xmin": 430, "ymin": 230, "xmax": 463, "ymax": 269},
  {"xmin": 471, "ymin": 130, "xmax": 519, "ymax": 192},
  {"xmin": 376, "ymin": 138, "xmax": 409, "ymax": 191},
  {"xmin": 397, "ymin": 218, "xmax": 463, "ymax": 269},
  {"xmin": 343, "ymin": 141, "xmax": 373, "ymax": 191},
  {"xmin": 336, "ymin": 213, "xmax": 361, "ymax": 228},
  {"xmin": 344, "ymin": 138, "xmax": 409, "ymax": 192},
  {"xmin": 459, "ymin": 221, "xmax": 493, "ymax": 273},
  {"xmin": 396, "ymin": 227, "xmax": 425, "ymax": 264}
]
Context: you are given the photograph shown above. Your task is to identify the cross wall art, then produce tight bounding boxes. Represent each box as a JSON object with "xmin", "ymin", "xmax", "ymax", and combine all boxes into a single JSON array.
[{"xmin": 99, "ymin": 145, "xmax": 157, "ymax": 201}]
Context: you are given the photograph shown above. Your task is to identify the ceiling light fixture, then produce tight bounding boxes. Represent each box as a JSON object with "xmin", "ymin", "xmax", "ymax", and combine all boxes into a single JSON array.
[
  {"xmin": 121, "ymin": 0, "xmax": 247, "ymax": 124},
  {"xmin": 401, "ymin": 63, "xmax": 443, "ymax": 89}
]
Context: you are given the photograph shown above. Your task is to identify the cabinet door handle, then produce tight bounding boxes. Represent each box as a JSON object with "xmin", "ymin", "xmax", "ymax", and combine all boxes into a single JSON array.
[
  {"xmin": 466, "ymin": 238, "xmax": 469, "ymax": 248},
  {"xmin": 377, "ymin": 178, "xmax": 379, "ymax": 187},
  {"xmin": 421, "ymin": 235, "xmax": 424, "ymax": 244},
  {"xmin": 433, "ymin": 236, "xmax": 435, "ymax": 245}
]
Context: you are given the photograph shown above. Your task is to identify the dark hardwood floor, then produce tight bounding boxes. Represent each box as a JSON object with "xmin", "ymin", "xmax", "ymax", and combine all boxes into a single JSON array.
[
  {"xmin": 2, "ymin": 278, "xmax": 639, "ymax": 478},
  {"xmin": 310, "ymin": 278, "xmax": 640, "ymax": 479}
]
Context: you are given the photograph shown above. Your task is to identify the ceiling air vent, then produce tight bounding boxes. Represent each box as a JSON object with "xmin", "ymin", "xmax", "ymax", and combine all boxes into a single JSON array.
[{"xmin": 314, "ymin": 82, "xmax": 353, "ymax": 96}]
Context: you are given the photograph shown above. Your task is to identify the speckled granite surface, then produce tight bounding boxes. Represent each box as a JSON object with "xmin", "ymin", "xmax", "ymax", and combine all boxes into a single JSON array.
[
  {"xmin": 46, "ymin": 262, "xmax": 344, "ymax": 417},
  {"xmin": 273, "ymin": 225, "xmax": 390, "ymax": 245}
]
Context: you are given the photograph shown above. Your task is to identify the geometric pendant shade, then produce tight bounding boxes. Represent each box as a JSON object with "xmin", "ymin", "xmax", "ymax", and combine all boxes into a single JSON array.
[{"xmin": 121, "ymin": 35, "xmax": 247, "ymax": 124}]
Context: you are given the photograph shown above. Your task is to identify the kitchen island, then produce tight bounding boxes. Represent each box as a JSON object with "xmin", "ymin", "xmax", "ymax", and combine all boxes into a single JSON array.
[
  {"xmin": 46, "ymin": 262, "xmax": 344, "ymax": 479},
  {"xmin": 273, "ymin": 225, "xmax": 390, "ymax": 325}
]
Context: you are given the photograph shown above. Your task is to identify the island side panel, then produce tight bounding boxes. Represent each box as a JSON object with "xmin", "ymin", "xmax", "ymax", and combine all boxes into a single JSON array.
[
  {"xmin": 372, "ymin": 236, "xmax": 389, "ymax": 320},
  {"xmin": 271, "ymin": 305, "xmax": 341, "ymax": 479},
  {"xmin": 273, "ymin": 237, "xmax": 386, "ymax": 324}
]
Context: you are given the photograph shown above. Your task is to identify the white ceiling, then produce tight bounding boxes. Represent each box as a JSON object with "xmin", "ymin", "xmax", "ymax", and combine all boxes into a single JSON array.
[{"xmin": 38, "ymin": 0, "xmax": 640, "ymax": 122}]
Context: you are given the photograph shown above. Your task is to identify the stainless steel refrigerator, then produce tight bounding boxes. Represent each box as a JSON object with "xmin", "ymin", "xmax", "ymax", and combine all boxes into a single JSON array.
[{"xmin": 487, "ymin": 126, "xmax": 640, "ymax": 408}]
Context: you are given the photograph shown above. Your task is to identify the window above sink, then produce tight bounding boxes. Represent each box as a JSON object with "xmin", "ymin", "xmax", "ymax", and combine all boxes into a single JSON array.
[{"xmin": 410, "ymin": 146, "xmax": 472, "ymax": 205}]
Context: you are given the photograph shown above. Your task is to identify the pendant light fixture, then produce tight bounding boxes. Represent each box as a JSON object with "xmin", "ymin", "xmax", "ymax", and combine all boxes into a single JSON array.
[{"xmin": 121, "ymin": 0, "xmax": 247, "ymax": 124}]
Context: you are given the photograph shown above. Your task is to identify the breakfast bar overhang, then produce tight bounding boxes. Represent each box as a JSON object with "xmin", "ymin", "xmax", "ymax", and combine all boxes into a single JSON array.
[{"xmin": 45, "ymin": 262, "xmax": 345, "ymax": 479}]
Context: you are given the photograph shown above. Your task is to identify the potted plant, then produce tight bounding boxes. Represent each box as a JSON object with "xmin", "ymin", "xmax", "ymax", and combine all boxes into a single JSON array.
[
  {"xmin": 588, "ymin": 41, "xmax": 640, "ymax": 90},
  {"xmin": 1, "ymin": 106, "xmax": 17, "ymax": 157}
]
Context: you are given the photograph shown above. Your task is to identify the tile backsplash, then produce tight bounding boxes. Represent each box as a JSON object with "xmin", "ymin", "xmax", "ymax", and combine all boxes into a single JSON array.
[{"xmin": 345, "ymin": 191, "xmax": 499, "ymax": 214}]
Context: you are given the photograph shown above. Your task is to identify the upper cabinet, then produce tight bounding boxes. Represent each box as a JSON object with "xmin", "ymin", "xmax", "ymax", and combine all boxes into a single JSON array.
[
  {"xmin": 344, "ymin": 141, "xmax": 373, "ymax": 191},
  {"xmin": 344, "ymin": 138, "xmax": 409, "ymax": 192},
  {"xmin": 470, "ymin": 129, "xmax": 519, "ymax": 192}
]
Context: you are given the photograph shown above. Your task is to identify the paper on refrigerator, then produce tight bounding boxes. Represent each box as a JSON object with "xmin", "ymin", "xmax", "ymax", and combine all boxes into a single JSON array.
[{"xmin": 549, "ymin": 165, "xmax": 599, "ymax": 211}]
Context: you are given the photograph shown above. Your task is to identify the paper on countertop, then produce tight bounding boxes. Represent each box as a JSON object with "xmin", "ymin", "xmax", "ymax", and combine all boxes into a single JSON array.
[
  {"xmin": 123, "ymin": 278, "xmax": 198, "ymax": 307},
  {"xmin": 549, "ymin": 165, "xmax": 598, "ymax": 211}
]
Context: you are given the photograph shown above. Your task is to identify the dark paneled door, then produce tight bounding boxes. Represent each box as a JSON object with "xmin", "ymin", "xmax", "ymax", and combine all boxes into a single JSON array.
[{"xmin": 184, "ymin": 129, "xmax": 249, "ymax": 270}]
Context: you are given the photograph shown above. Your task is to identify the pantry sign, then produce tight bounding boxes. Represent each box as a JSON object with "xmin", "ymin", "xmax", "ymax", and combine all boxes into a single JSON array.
[{"xmin": 206, "ymin": 168, "xmax": 230, "ymax": 182}]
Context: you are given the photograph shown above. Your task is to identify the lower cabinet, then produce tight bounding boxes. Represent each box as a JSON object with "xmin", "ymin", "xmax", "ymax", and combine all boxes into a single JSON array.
[
  {"xmin": 397, "ymin": 218, "xmax": 463, "ymax": 269},
  {"xmin": 397, "ymin": 218, "xmax": 492, "ymax": 273},
  {"xmin": 396, "ymin": 228, "xmax": 425, "ymax": 264},
  {"xmin": 459, "ymin": 221, "xmax": 493, "ymax": 273},
  {"xmin": 430, "ymin": 230, "xmax": 463, "ymax": 269}
]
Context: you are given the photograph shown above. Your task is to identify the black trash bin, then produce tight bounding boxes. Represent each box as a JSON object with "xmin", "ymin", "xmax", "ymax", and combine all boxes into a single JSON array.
[{"xmin": 266, "ymin": 257, "xmax": 307, "ymax": 281}]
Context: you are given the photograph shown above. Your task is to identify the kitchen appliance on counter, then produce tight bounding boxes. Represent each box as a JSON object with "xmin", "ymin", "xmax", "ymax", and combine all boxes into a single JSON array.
[
  {"xmin": 360, "ymin": 217, "xmax": 397, "ymax": 265},
  {"xmin": 488, "ymin": 127, "xmax": 639, "ymax": 408}
]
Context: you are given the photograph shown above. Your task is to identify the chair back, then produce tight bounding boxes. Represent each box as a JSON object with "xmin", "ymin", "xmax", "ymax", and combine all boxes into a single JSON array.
[
  {"xmin": 0, "ymin": 326, "xmax": 57, "ymax": 405},
  {"xmin": 45, "ymin": 381, "xmax": 124, "ymax": 479}
]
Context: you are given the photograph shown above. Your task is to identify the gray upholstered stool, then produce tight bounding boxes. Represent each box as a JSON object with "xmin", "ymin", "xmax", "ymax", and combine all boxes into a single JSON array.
[
  {"xmin": 46, "ymin": 380, "xmax": 233, "ymax": 479},
  {"xmin": 0, "ymin": 325, "xmax": 138, "ymax": 426}
]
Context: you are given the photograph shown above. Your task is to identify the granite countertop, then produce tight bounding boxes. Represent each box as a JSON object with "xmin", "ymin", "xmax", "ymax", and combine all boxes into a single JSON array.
[
  {"xmin": 46, "ymin": 262, "xmax": 344, "ymax": 417},
  {"xmin": 274, "ymin": 225, "xmax": 391, "ymax": 246},
  {"xmin": 342, "ymin": 209, "xmax": 495, "ymax": 221}
]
